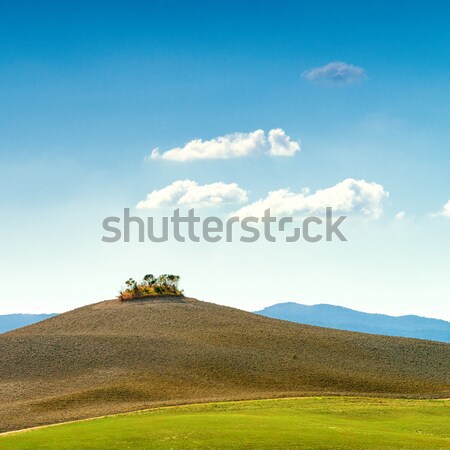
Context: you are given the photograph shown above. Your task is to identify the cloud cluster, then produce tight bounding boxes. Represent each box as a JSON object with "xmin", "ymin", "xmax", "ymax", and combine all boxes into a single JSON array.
[
  {"xmin": 149, "ymin": 128, "xmax": 300, "ymax": 161},
  {"xmin": 137, "ymin": 178, "xmax": 388, "ymax": 219},
  {"xmin": 302, "ymin": 61, "xmax": 366, "ymax": 86},
  {"xmin": 233, "ymin": 178, "xmax": 388, "ymax": 219},
  {"xmin": 137, "ymin": 179, "xmax": 248, "ymax": 209}
]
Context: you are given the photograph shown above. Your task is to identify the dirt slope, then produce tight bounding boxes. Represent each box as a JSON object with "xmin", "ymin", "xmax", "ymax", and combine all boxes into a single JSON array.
[{"xmin": 1, "ymin": 297, "xmax": 449, "ymax": 432}]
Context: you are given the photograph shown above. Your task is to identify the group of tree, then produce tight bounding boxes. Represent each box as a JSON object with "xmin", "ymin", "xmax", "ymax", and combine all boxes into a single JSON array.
[{"xmin": 118, "ymin": 274, "xmax": 182, "ymax": 301}]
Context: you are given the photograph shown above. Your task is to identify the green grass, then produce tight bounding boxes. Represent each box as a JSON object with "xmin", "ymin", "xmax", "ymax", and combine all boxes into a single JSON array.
[{"xmin": 1, "ymin": 397, "xmax": 449, "ymax": 450}]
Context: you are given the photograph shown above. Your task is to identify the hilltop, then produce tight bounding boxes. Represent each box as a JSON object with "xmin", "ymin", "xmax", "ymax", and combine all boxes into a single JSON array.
[
  {"xmin": 0, "ymin": 297, "xmax": 449, "ymax": 432},
  {"xmin": 256, "ymin": 303, "xmax": 450, "ymax": 343}
]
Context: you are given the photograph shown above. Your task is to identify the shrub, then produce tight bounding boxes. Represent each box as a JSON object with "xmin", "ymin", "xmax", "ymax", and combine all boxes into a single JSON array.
[{"xmin": 118, "ymin": 274, "xmax": 183, "ymax": 301}]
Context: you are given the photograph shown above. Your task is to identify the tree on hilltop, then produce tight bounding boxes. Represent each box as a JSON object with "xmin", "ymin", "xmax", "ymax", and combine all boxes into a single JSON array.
[{"xmin": 118, "ymin": 273, "xmax": 183, "ymax": 301}]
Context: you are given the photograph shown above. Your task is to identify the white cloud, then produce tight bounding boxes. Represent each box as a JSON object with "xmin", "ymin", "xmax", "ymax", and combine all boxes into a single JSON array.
[
  {"xmin": 137, "ymin": 179, "xmax": 248, "ymax": 209},
  {"xmin": 395, "ymin": 211, "xmax": 405, "ymax": 220},
  {"xmin": 233, "ymin": 178, "xmax": 388, "ymax": 219},
  {"xmin": 149, "ymin": 129, "xmax": 300, "ymax": 161},
  {"xmin": 302, "ymin": 61, "xmax": 366, "ymax": 86},
  {"xmin": 268, "ymin": 128, "xmax": 301, "ymax": 156},
  {"xmin": 435, "ymin": 199, "xmax": 450, "ymax": 217}
]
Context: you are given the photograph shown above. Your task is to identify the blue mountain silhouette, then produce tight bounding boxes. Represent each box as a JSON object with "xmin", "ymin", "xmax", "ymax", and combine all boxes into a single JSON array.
[
  {"xmin": 0, "ymin": 314, "xmax": 57, "ymax": 334},
  {"xmin": 256, "ymin": 303, "xmax": 450, "ymax": 343}
]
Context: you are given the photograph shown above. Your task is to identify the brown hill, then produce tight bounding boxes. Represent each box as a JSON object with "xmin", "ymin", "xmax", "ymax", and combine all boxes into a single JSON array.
[{"xmin": 0, "ymin": 297, "xmax": 449, "ymax": 432}]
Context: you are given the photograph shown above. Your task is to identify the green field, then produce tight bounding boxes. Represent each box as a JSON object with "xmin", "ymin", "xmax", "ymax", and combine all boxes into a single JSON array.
[{"xmin": 1, "ymin": 397, "xmax": 449, "ymax": 450}]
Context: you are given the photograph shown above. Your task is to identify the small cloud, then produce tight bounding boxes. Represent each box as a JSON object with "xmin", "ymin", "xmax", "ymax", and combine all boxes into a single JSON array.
[
  {"xmin": 233, "ymin": 178, "xmax": 388, "ymax": 219},
  {"xmin": 268, "ymin": 128, "xmax": 301, "ymax": 156},
  {"xmin": 148, "ymin": 129, "xmax": 300, "ymax": 161},
  {"xmin": 150, "ymin": 148, "xmax": 161, "ymax": 159},
  {"xmin": 137, "ymin": 179, "xmax": 248, "ymax": 209},
  {"xmin": 434, "ymin": 199, "xmax": 450, "ymax": 217},
  {"xmin": 395, "ymin": 211, "xmax": 406, "ymax": 220},
  {"xmin": 302, "ymin": 61, "xmax": 366, "ymax": 86}
]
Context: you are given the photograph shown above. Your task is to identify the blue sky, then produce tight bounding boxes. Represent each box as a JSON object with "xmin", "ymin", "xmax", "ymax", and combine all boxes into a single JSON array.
[{"xmin": 0, "ymin": 1, "xmax": 449, "ymax": 319}]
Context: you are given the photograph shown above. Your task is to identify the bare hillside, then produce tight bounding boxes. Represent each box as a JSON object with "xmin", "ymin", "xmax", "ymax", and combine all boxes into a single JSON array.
[{"xmin": 1, "ymin": 297, "xmax": 449, "ymax": 432}]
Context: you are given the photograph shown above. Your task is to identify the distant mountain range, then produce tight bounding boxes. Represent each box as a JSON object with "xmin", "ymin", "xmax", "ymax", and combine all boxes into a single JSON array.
[
  {"xmin": 0, "ymin": 314, "xmax": 57, "ymax": 334},
  {"xmin": 255, "ymin": 303, "xmax": 450, "ymax": 343},
  {"xmin": 2, "ymin": 304, "xmax": 450, "ymax": 343}
]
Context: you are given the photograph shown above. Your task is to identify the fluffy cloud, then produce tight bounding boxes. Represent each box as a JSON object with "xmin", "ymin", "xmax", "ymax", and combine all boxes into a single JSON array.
[
  {"xmin": 302, "ymin": 61, "xmax": 366, "ymax": 86},
  {"xmin": 268, "ymin": 128, "xmax": 300, "ymax": 156},
  {"xmin": 149, "ymin": 128, "xmax": 300, "ymax": 161},
  {"xmin": 435, "ymin": 199, "xmax": 450, "ymax": 217},
  {"xmin": 395, "ymin": 211, "xmax": 406, "ymax": 220},
  {"xmin": 137, "ymin": 179, "xmax": 248, "ymax": 209},
  {"xmin": 233, "ymin": 179, "xmax": 388, "ymax": 219}
]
